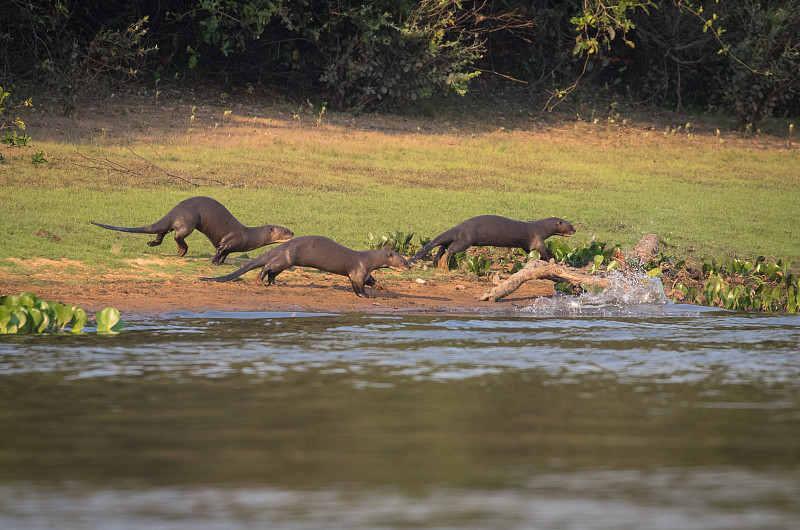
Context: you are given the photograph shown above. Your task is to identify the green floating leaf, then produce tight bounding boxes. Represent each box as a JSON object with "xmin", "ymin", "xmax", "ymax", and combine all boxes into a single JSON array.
[
  {"xmin": 0, "ymin": 291, "xmax": 121, "ymax": 334},
  {"xmin": 1, "ymin": 295, "xmax": 21, "ymax": 308},
  {"xmin": 593, "ymin": 254, "xmax": 604, "ymax": 267},
  {"xmin": 0, "ymin": 306, "xmax": 11, "ymax": 334},
  {"xmin": 96, "ymin": 307, "xmax": 125, "ymax": 334},
  {"xmin": 12, "ymin": 308, "xmax": 29, "ymax": 333},
  {"xmin": 554, "ymin": 281, "xmax": 574, "ymax": 295},
  {"xmin": 19, "ymin": 292, "xmax": 38, "ymax": 308},
  {"xmin": 28, "ymin": 307, "xmax": 44, "ymax": 333},
  {"xmin": 72, "ymin": 308, "xmax": 88, "ymax": 334},
  {"xmin": 546, "ymin": 239, "xmax": 572, "ymax": 261},
  {"xmin": 54, "ymin": 303, "xmax": 75, "ymax": 331},
  {"xmin": 646, "ymin": 266, "xmax": 662, "ymax": 278}
]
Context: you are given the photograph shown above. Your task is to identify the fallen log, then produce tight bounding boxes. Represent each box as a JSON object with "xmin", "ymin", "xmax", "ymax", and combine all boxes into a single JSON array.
[
  {"xmin": 478, "ymin": 234, "xmax": 660, "ymax": 302},
  {"xmin": 478, "ymin": 259, "xmax": 609, "ymax": 302},
  {"xmin": 632, "ymin": 233, "xmax": 659, "ymax": 262}
]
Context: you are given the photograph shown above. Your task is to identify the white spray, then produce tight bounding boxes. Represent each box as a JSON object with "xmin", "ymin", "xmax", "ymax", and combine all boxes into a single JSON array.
[{"xmin": 519, "ymin": 270, "xmax": 669, "ymax": 317}]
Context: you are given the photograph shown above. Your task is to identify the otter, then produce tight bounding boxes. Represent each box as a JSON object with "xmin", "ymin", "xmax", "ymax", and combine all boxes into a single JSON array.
[
  {"xmin": 200, "ymin": 235, "xmax": 412, "ymax": 297},
  {"xmin": 411, "ymin": 215, "xmax": 576, "ymax": 270},
  {"xmin": 92, "ymin": 196, "xmax": 294, "ymax": 265}
]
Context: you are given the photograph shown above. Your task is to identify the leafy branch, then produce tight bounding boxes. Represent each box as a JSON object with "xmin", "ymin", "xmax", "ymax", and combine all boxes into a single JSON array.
[
  {"xmin": 0, "ymin": 87, "xmax": 32, "ymax": 140},
  {"xmin": 543, "ymin": 0, "xmax": 654, "ymax": 112},
  {"xmin": 673, "ymin": 0, "xmax": 762, "ymax": 75}
]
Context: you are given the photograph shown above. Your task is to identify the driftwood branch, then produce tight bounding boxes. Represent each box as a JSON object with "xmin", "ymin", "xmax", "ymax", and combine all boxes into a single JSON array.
[
  {"xmin": 478, "ymin": 234, "xmax": 660, "ymax": 302},
  {"xmin": 75, "ymin": 146, "xmax": 225, "ymax": 187},
  {"xmin": 479, "ymin": 260, "xmax": 608, "ymax": 302}
]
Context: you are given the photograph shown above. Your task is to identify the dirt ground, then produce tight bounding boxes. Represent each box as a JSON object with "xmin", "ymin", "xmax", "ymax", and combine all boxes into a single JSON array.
[{"xmin": 0, "ymin": 267, "xmax": 557, "ymax": 318}]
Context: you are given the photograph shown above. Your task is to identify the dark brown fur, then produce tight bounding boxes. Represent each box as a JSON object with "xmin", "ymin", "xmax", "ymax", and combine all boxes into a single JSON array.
[
  {"xmin": 411, "ymin": 215, "xmax": 576, "ymax": 270},
  {"xmin": 92, "ymin": 196, "xmax": 293, "ymax": 265},
  {"xmin": 201, "ymin": 235, "xmax": 412, "ymax": 297}
]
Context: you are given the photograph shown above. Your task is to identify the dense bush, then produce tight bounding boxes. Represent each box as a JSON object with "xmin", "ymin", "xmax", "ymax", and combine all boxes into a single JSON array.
[
  {"xmin": 722, "ymin": 1, "xmax": 800, "ymax": 130},
  {"xmin": 626, "ymin": 1, "xmax": 800, "ymax": 129},
  {"xmin": 0, "ymin": 0, "xmax": 490, "ymax": 109},
  {"xmin": 1, "ymin": 0, "xmax": 797, "ymax": 125}
]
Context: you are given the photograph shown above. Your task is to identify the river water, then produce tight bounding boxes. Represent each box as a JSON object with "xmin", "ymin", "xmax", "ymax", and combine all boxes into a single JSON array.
[{"xmin": 2, "ymin": 280, "xmax": 800, "ymax": 528}]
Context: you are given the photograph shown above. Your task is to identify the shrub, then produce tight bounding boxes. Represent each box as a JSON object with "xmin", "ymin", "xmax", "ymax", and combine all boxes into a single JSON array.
[{"xmin": 722, "ymin": 1, "xmax": 800, "ymax": 131}]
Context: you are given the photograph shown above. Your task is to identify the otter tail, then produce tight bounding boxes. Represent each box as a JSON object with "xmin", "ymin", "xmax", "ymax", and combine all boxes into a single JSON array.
[
  {"xmin": 410, "ymin": 234, "xmax": 448, "ymax": 262},
  {"xmin": 91, "ymin": 222, "xmax": 158, "ymax": 234},
  {"xmin": 200, "ymin": 258, "xmax": 263, "ymax": 283}
]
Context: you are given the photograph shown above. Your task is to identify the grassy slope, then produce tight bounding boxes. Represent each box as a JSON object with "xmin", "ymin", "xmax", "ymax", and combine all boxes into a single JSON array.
[{"xmin": 1, "ymin": 97, "xmax": 798, "ymax": 278}]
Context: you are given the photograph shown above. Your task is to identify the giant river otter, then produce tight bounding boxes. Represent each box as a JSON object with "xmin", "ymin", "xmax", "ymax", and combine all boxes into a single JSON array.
[
  {"xmin": 92, "ymin": 196, "xmax": 293, "ymax": 265},
  {"xmin": 411, "ymin": 215, "xmax": 575, "ymax": 269},
  {"xmin": 201, "ymin": 235, "xmax": 411, "ymax": 297}
]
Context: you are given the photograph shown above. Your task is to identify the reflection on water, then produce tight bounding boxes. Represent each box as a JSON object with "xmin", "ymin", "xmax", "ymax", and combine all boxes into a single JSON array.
[
  {"xmin": 4, "ymin": 468, "xmax": 800, "ymax": 529},
  {"xmin": 1, "ymin": 307, "xmax": 800, "ymax": 528}
]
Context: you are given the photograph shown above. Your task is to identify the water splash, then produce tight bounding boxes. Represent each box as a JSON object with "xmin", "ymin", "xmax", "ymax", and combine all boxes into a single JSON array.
[{"xmin": 519, "ymin": 270, "xmax": 669, "ymax": 317}]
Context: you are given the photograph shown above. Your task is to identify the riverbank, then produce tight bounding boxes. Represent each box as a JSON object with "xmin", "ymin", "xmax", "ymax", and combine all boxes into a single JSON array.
[{"xmin": 0, "ymin": 269, "xmax": 557, "ymax": 317}]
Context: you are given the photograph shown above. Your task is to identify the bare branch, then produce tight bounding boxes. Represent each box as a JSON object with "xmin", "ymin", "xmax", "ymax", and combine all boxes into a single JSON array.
[{"xmin": 75, "ymin": 146, "xmax": 226, "ymax": 187}]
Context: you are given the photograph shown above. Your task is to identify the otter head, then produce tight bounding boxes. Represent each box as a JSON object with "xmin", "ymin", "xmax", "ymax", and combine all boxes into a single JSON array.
[
  {"xmin": 552, "ymin": 218, "xmax": 576, "ymax": 237},
  {"xmin": 384, "ymin": 251, "xmax": 412, "ymax": 272},
  {"xmin": 267, "ymin": 225, "xmax": 294, "ymax": 244}
]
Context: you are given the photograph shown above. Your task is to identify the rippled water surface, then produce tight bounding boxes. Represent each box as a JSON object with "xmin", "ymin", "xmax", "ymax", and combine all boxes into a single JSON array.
[{"xmin": 2, "ymin": 302, "xmax": 800, "ymax": 528}]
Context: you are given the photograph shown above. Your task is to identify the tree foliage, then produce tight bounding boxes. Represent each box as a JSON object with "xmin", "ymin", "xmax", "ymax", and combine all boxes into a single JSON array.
[
  {"xmin": 721, "ymin": 1, "xmax": 800, "ymax": 130},
  {"xmin": 1, "ymin": 0, "xmax": 798, "ymax": 126}
]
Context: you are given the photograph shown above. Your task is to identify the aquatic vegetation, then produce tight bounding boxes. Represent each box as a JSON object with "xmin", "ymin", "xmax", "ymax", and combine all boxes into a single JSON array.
[
  {"xmin": 544, "ymin": 240, "xmax": 800, "ymax": 313},
  {"xmin": 463, "ymin": 254, "xmax": 493, "ymax": 276},
  {"xmin": 546, "ymin": 239, "xmax": 620, "ymax": 269},
  {"xmin": 664, "ymin": 256, "xmax": 800, "ymax": 313},
  {"xmin": 365, "ymin": 231, "xmax": 421, "ymax": 255},
  {"xmin": 363, "ymin": 230, "xmax": 796, "ymax": 313},
  {"xmin": 0, "ymin": 292, "xmax": 123, "ymax": 334},
  {"xmin": 96, "ymin": 307, "xmax": 124, "ymax": 334}
]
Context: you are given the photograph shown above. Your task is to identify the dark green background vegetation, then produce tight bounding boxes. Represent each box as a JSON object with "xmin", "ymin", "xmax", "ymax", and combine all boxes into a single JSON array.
[{"xmin": 2, "ymin": 1, "xmax": 798, "ymax": 128}]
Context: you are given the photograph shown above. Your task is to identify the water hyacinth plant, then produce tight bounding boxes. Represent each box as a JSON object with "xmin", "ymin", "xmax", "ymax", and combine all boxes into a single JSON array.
[
  {"xmin": 365, "ymin": 231, "xmax": 422, "ymax": 255},
  {"xmin": 0, "ymin": 292, "xmax": 124, "ymax": 334},
  {"xmin": 417, "ymin": 233, "xmax": 799, "ymax": 313},
  {"xmin": 666, "ymin": 256, "xmax": 800, "ymax": 313},
  {"xmin": 545, "ymin": 239, "xmax": 620, "ymax": 269},
  {"xmin": 95, "ymin": 307, "xmax": 124, "ymax": 334},
  {"xmin": 541, "ymin": 239, "xmax": 799, "ymax": 313},
  {"xmin": 547, "ymin": 241, "xmax": 800, "ymax": 313}
]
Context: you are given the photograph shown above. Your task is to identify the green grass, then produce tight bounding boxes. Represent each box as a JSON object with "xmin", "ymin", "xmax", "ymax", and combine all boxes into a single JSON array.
[{"xmin": 1, "ymin": 101, "xmax": 798, "ymax": 278}]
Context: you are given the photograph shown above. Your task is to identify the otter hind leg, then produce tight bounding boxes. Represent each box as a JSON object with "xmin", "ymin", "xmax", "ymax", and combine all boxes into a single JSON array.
[
  {"xmin": 349, "ymin": 277, "xmax": 368, "ymax": 298},
  {"xmin": 174, "ymin": 237, "xmax": 189, "ymax": 257},
  {"xmin": 147, "ymin": 231, "xmax": 168, "ymax": 247},
  {"xmin": 434, "ymin": 244, "xmax": 451, "ymax": 270},
  {"xmin": 439, "ymin": 238, "xmax": 473, "ymax": 270},
  {"xmin": 258, "ymin": 267, "xmax": 280, "ymax": 286},
  {"xmin": 211, "ymin": 247, "xmax": 229, "ymax": 266},
  {"xmin": 365, "ymin": 274, "xmax": 386, "ymax": 292},
  {"xmin": 173, "ymin": 225, "xmax": 195, "ymax": 257}
]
